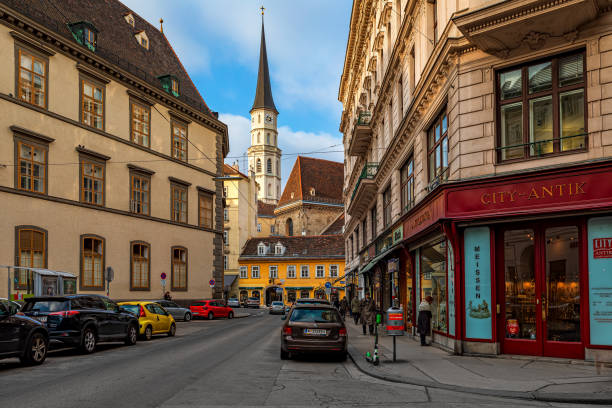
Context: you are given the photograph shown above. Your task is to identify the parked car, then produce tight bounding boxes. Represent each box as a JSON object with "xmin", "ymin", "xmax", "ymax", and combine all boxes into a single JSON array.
[
  {"xmin": 295, "ymin": 298, "xmax": 331, "ymax": 306},
  {"xmin": 280, "ymin": 304, "xmax": 347, "ymax": 361},
  {"xmin": 0, "ymin": 298, "xmax": 48, "ymax": 365},
  {"xmin": 245, "ymin": 297, "xmax": 261, "ymax": 308},
  {"xmin": 154, "ymin": 300, "xmax": 192, "ymax": 321},
  {"xmin": 118, "ymin": 301, "xmax": 176, "ymax": 340},
  {"xmin": 227, "ymin": 298, "xmax": 241, "ymax": 308},
  {"xmin": 269, "ymin": 301, "xmax": 285, "ymax": 315},
  {"xmin": 189, "ymin": 300, "xmax": 234, "ymax": 320},
  {"xmin": 21, "ymin": 295, "xmax": 138, "ymax": 354}
]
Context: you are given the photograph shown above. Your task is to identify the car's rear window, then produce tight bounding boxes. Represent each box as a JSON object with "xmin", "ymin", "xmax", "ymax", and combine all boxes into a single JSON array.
[
  {"xmin": 191, "ymin": 302, "xmax": 207, "ymax": 307},
  {"xmin": 22, "ymin": 300, "xmax": 69, "ymax": 313},
  {"xmin": 121, "ymin": 305, "xmax": 140, "ymax": 315},
  {"xmin": 272, "ymin": 301, "xmax": 283, "ymax": 306},
  {"xmin": 290, "ymin": 308, "xmax": 341, "ymax": 323}
]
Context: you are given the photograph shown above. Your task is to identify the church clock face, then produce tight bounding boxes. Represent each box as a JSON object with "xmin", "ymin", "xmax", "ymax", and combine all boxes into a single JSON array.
[{"xmin": 265, "ymin": 114, "xmax": 273, "ymax": 124}]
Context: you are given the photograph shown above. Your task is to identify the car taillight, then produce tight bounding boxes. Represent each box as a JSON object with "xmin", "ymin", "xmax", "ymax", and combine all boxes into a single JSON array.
[
  {"xmin": 339, "ymin": 328, "xmax": 347, "ymax": 337},
  {"xmin": 139, "ymin": 306, "xmax": 146, "ymax": 317},
  {"xmin": 49, "ymin": 310, "xmax": 80, "ymax": 317},
  {"xmin": 282, "ymin": 326, "xmax": 292, "ymax": 336}
]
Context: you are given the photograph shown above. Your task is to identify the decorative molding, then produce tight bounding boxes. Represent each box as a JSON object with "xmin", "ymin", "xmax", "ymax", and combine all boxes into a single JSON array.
[
  {"xmin": 522, "ymin": 31, "xmax": 550, "ymax": 50},
  {"xmin": 75, "ymin": 146, "xmax": 111, "ymax": 161},
  {"xmin": 10, "ymin": 125, "xmax": 55, "ymax": 143},
  {"xmin": 168, "ymin": 176, "xmax": 192, "ymax": 187},
  {"xmin": 76, "ymin": 63, "xmax": 111, "ymax": 84},
  {"xmin": 127, "ymin": 163, "xmax": 155, "ymax": 175}
]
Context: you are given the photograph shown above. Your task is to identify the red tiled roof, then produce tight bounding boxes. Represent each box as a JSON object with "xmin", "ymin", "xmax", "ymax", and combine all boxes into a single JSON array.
[
  {"xmin": 223, "ymin": 163, "xmax": 248, "ymax": 179},
  {"xmin": 321, "ymin": 213, "xmax": 345, "ymax": 235},
  {"xmin": 277, "ymin": 156, "xmax": 344, "ymax": 208},
  {"xmin": 239, "ymin": 235, "xmax": 345, "ymax": 259},
  {"xmin": 257, "ymin": 200, "xmax": 276, "ymax": 217}
]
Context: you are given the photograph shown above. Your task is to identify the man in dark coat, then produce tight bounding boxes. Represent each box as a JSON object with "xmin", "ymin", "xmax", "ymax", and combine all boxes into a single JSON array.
[
  {"xmin": 360, "ymin": 293, "xmax": 376, "ymax": 335},
  {"xmin": 417, "ymin": 296, "xmax": 433, "ymax": 346}
]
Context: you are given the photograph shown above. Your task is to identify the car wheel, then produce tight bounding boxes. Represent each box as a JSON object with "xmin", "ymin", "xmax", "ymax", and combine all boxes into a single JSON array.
[
  {"xmin": 227, "ymin": 312, "xmax": 233, "ymax": 319},
  {"xmin": 208, "ymin": 312, "xmax": 214, "ymax": 320},
  {"xmin": 80, "ymin": 327, "xmax": 97, "ymax": 354},
  {"xmin": 184, "ymin": 312, "xmax": 192, "ymax": 322},
  {"xmin": 143, "ymin": 325, "xmax": 153, "ymax": 341},
  {"xmin": 280, "ymin": 349, "xmax": 290, "ymax": 360},
  {"xmin": 20, "ymin": 332, "xmax": 48, "ymax": 365},
  {"xmin": 168, "ymin": 323, "xmax": 176, "ymax": 337},
  {"xmin": 125, "ymin": 324, "xmax": 137, "ymax": 346}
]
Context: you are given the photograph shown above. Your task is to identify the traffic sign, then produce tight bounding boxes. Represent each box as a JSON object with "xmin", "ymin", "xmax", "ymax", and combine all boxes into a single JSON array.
[
  {"xmin": 209, "ymin": 279, "xmax": 216, "ymax": 288},
  {"xmin": 325, "ymin": 282, "xmax": 331, "ymax": 289},
  {"xmin": 161, "ymin": 272, "xmax": 167, "ymax": 280}
]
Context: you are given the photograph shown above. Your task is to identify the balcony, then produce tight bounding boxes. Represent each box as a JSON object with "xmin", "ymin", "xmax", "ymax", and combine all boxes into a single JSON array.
[
  {"xmin": 347, "ymin": 163, "xmax": 379, "ymax": 218},
  {"xmin": 348, "ymin": 111, "xmax": 372, "ymax": 157}
]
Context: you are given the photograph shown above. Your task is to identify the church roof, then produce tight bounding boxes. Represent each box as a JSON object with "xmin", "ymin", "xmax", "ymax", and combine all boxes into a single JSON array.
[
  {"xmin": 257, "ymin": 200, "xmax": 276, "ymax": 218},
  {"xmin": 251, "ymin": 20, "xmax": 277, "ymax": 113},
  {"xmin": 321, "ymin": 213, "xmax": 345, "ymax": 235},
  {"xmin": 277, "ymin": 156, "xmax": 344, "ymax": 208}
]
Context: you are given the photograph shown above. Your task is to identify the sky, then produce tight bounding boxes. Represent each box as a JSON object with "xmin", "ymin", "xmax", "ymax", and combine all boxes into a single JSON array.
[{"xmin": 121, "ymin": 0, "xmax": 352, "ymax": 187}]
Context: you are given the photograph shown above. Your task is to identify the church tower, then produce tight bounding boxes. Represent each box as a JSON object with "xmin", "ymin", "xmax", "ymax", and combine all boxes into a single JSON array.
[{"xmin": 248, "ymin": 11, "xmax": 281, "ymax": 205}]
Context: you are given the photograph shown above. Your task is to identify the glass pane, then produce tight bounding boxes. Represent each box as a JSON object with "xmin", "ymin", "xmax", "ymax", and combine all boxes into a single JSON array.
[
  {"xmin": 33, "ymin": 60, "xmax": 44, "ymax": 75},
  {"xmin": 560, "ymin": 89, "xmax": 585, "ymax": 151},
  {"xmin": 545, "ymin": 226, "xmax": 580, "ymax": 342},
  {"xmin": 529, "ymin": 96, "xmax": 553, "ymax": 156},
  {"xmin": 435, "ymin": 124, "xmax": 441, "ymax": 141},
  {"xmin": 528, "ymin": 62, "xmax": 552, "ymax": 94},
  {"xmin": 435, "ymin": 145, "xmax": 441, "ymax": 175},
  {"xmin": 499, "ymin": 69, "xmax": 522, "ymax": 100},
  {"xmin": 442, "ymin": 115, "xmax": 448, "ymax": 135},
  {"xmin": 501, "ymin": 102, "xmax": 523, "ymax": 160},
  {"xmin": 84, "ymin": 83, "xmax": 93, "ymax": 97},
  {"xmin": 420, "ymin": 240, "xmax": 447, "ymax": 332},
  {"xmin": 442, "ymin": 137, "xmax": 448, "ymax": 169},
  {"xmin": 504, "ymin": 229, "xmax": 536, "ymax": 340},
  {"xmin": 21, "ymin": 54, "xmax": 32, "ymax": 70},
  {"xmin": 428, "ymin": 152, "xmax": 435, "ymax": 181},
  {"xmin": 559, "ymin": 54, "xmax": 583, "ymax": 87}
]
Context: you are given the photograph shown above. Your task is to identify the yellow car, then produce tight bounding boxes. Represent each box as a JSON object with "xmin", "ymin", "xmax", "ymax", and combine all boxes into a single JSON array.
[{"xmin": 118, "ymin": 301, "xmax": 176, "ymax": 340}]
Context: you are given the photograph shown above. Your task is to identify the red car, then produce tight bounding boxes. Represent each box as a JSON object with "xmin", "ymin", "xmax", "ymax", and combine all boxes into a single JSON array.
[{"xmin": 189, "ymin": 300, "xmax": 234, "ymax": 320}]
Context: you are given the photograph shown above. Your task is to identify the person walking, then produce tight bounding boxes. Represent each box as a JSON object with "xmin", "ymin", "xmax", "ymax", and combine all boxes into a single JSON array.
[
  {"xmin": 360, "ymin": 293, "xmax": 376, "ymax": 335},
  {"xmin": 417, "ymin": 296, "xmax": 433, "ymax": 346},
  {"xmin": 351, "ymin": 296, "xmax": 361, "ymax": 325},
  {"xmin": 339, "ymin": 297, "xmax": 348, "ymax": 317}
]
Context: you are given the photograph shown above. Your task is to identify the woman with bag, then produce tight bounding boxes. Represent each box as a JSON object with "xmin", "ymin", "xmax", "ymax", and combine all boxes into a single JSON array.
[{"xmin": 417, "ymin": 296, "xmax": 433, "ymax": 346}]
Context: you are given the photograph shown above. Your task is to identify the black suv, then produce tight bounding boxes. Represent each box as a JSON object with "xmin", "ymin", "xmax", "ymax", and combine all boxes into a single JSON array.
[
  {"xmin": 0, "ymin": 298, "xmax": 49, "ymax": 365},
  {"xmin": 21, "ymin": 295, "xmax": 138, "ymax": 354}
]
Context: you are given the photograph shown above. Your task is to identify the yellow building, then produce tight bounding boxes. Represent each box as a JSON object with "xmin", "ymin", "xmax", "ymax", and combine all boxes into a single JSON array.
[{"xmin": 238, "ymin": 235, "xmax": 345, "ymax": 306}]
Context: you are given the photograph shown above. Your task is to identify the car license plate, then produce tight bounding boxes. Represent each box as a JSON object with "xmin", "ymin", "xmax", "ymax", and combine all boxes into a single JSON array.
[
  {"xmin": 303, "ymin": 328, "xmax": 326, "ymax": 336},
  {"xmin": 37, "ymin": 316, "xmax": 47, "ymax": 323}
]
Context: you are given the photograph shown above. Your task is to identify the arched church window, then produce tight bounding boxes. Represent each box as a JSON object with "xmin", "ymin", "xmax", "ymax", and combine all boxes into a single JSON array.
[
  {"xmin": 256, "ymin": 159, "xmax": 261, "ymax": 173},
  {"xmin": 267, "ymin": 159, "xmax": 272, "ymax": 174},
  {"xmin": 286, "ymin": 218, "xmax": 293, "ymax": 236}
]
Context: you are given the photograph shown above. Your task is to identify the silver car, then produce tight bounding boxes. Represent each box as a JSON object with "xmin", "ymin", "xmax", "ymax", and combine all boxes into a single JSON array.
[
  {"xmin": 227, "ymin": 298, "xmax": 240, "ymax": 308},
  {"xmin": 269, "ymin": 301, "xmax": 285, "ymax": 315},
  {"xmin": 156, "ymin": 300, "xmax": 192, "ymax": 321}
]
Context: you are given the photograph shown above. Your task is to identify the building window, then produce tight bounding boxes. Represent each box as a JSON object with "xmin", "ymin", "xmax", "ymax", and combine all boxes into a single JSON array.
[
  {"xmin": 497, "ymin": 52, "xmax": 586, "ymax": 161},
  {"xmin": 428, "ymin": 109, "xmax": 448, "ymax": 182},
  {"xmin": 257, "ymin": 223, "xmax": 262, "ymax": 232},
  {"xmin": 316, "ymin": 265, "xmax": 325, "ymax": 278},
  {"xmin": 239, "ymin": 266, "xmax": 248, "ymax": 279},
  {"xmin": 256, "ymin": 159, "xmax": 262, "ymax": 173},
  {"xmin": 362, "ymin": 219, "xmax": 367, "ymax": 245},
  {"xmin": 131, "ymin": 100, "xmax": 150, "ymax": 147},
  {"xmin": 81, "ymin": 235, "xmax": 104, "ymax": 290},
  {"xmin": 286, "ymin": 218, "xmax": 294, "ymax": 236},
  {"xmin": 130, "ymin": 171, "xmax": 151, "ymax": 216},
  {"xmin": 130, "ymin": 242, "xmax": 150, "ymax": 290},
  {"xmin": 16, "ymin": 227, "xmax": 46, "ymax": 289},
  {"xmin": 171, "ymin": 120, "xmax": 188, "ymax": 162},
  {"xmin": 267, "ymin": 159, "xmax": 272, "ymax": 174},
  {"xmin": 271, "ymin": 225, "xmax": 275, "ymax": 234},
  {"xmin": 258, "ymin": 244, "xmax": 266, "ymax": 255},
  {"xmin": 223, "ymin": 186, "xmax": 228, "ymax": 197},
  {"xmin": 383, "ymin": 186, "xmax": 392, "ymax": 228},
  {"xmin": 300, "ymin": 289, "xmax": 310, "ymax": 299},
  {"xmin": 140, "ymin": 37, "xmax": 148, "ymax": 48},
  {"xmin": 355, "ymin": 227, "xmax": 360, "ymax": 250},
  {"xmin": 16, "ymin": 139, "xmax": 47, "ymax": 194},
  {"xmin": 81, "ymin": 78, "xmax": 105, "ymax": 130},
  {"xmin": 269, "ymin": 265, "xmax": 278, "ymax": 279},
  {"xmin": 171, "ymin": 184, "xmax": 188, "ymax": 223},
  {"xmin": 171, "ymin": 78, "xmax": 179, "ymax": 96},
  {"xmin": 251, "ymin": 265, "xmax": 260, "ymax": 279},
  {"xmin": 171, "ymin": 246, "xmax": 187, "ymax": 291},
  {"xmin": 159, "ymin": 75, "xmax": 179, "ymax": 97},
  {"xmin": 224, "ymin": 208, "xmax": 229, "ymax": 221},
  {"xmin": 80, "ymin": 158, "xmax": 105, "ymax": 206},
  {"xmin": 287, "ymin": 265, "xmax": 296, "ymax": 279},
  {"xmin": 16, "ymin": 48, "xmax": 47, "ymax": 108},
  {"xmin": 198, "ymin": 191, "xmax": 213, "ymax": 228},
  {"xmin": 223, "ymin": 230, "xmax": 228, "ymax": 246},
  {"xmin": 301, "ymin": 265, "xmax": 309, "ymax": 278},
  {"xmin": 400, "ymin": 156, "xmax": 414, "ymax": 213},
  {"xmin": 330, "ymin": 265, "xmax": 339, "ymax": 278},
  {"xmin": 371, "ymin": 206, "xmax": 377, "ymax": 238},
  {"xmin": 224, "ymin": 255, "xmax": 228, "ymax": 270},
  {"xmin": 275, "ymin": 244, "xmax": 283, "ymax": 255},
  {"xmin": 420, "ymin": 239, "xmax": 447, "ymax": 332}
]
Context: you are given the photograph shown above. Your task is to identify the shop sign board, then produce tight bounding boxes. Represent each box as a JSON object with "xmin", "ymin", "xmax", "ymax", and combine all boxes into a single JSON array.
[
  {"xmin": 392, "ymin": 226, "xmax": 403, "ymax": 245},
  {"xmin": 464, "ymin": 227, "xmax": 492, "ymax": 340},
  {"xmin": 588, "ymin": 217, "xmax": 612, "ymax": 346},
  {"xmin": 447, "ymin": 241, "xmax": 456, "ymax": 337},
  {"xmin": 403, "ymin": 193, "xmax": 445, "ymax": 240}
]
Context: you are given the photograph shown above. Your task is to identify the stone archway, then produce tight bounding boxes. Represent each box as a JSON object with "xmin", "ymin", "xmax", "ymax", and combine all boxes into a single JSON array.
[{"xmin": 265, "ymin": 286, "xmax": 282, "ymax": 306}]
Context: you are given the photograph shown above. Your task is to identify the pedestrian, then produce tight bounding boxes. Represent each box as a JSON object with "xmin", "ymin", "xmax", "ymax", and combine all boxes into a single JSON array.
[
  {"xmin": 360, "ymin": 293, "xmax": 376, "ymax": 335},
  {"xmin": 164, "ymin": 291, "xmax": 172, "ymax": 301},
  {"xmin": 351, "ymin": 296, "xmax": 361, "ymax": 325},
  {"xmin": 417, "ymin": 296, "xmax": 433, "ymax": 346},
  {"xmin": 339, "ymin": 297, "xmax": 348, "ymax": 317},
  {"xmin": 333, "ymin": 297, "xmax": 340, "ymax": 310}
]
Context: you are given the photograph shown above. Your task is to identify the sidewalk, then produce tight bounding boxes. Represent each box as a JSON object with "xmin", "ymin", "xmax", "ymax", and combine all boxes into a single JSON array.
[{"xmin": 345, "ymin": 321, "xmax": 612, "ymax": 404}]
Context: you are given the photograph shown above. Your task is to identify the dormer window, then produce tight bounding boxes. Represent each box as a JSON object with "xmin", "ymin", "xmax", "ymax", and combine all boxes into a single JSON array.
[
  {"xmin": 310, "ymin": 187, "xmax": 315, "ymax": 196},
  {"xmin": 68, "ymin": 21, "xmax": 98, "ymax": 52},
  {"xmin": 158, "ymin": 74, "xmax": 179, "ymax": 97},
  {"xmin": 135, "ymin": 31, "xmax": 149, "ymax": 50},
  {"xmin": 124, "ymin": 13, "xmax": 135, "ymax": 27},
  {"xmin": 275, "ymin": 243, "xmax": 284, "ymax": 255},
  {"xmin": 257, "ymin": 243, "xmax": 266, "ymax": 256}
]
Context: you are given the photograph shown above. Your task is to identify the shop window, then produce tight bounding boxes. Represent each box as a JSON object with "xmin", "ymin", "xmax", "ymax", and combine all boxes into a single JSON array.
[
  {"xmin": 427, "ymin": 109, "xmax": 448, "ymax": 183},
  {"xmin": 130, "ymin": 242, "xmax": 150, "ymax": 290},
  {"xmin": 287, "ymin": 290, "xmax": 297, "ymax": 303},
  {"xmin": 383, "ymin": 186, "xmax": 392, "ymax": 228},
  {"xmin": 251, "ymin": 265, "xmax": 260, "ymax": 278},
  {"xmin": 300, "ymin": 289, "xmax": 310, "ymax": 299},
  {"xmin": 171, "ymin": 120, "xmax": 188, "ymax": 162},
  {"xmin": 171, "ymin": 246, "xmax": 187, "ymax": 290},
  {"xmin": 131, "ymin": 100, "xmax": 150, "ymax": 147},
  {"xmin": 16, "ymin": 47, "xmax": 47, "ymax": 108},
  {"xmin": 400, "ymin": 156, "xmax": 414, "ymax": 213},
  {"xmin": 15, "ymin": 226, "xmax": 46, "ymax": 290},
  {"xmin": 287, "ymin": 265, "xmax": 296, "ymax": 279},
  {"xmin": 80, "ymin": 77, "xmax": 105, "ymax": 130},
  {"xmin": 420, "ymin": 239, "xmax": 447, "ymax": 333},
  {"xmin": 239, "ymin": 266, "xmax": 247, "ymax": 279},
  {"xmin": 497, "ymin": 51, "xmax": 585, "ymax": 161},
  {"xmin": 81, "ymin": 235, "xmax": 104, "ymax": 290}
]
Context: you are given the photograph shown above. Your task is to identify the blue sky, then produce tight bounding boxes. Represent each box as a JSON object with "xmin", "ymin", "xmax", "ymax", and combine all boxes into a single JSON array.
[{"xmin": 122, "ymin": 0, "xmax": 352, "ymax": 187}]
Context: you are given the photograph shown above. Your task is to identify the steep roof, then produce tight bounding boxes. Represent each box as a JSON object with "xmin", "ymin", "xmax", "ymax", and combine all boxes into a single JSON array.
[
  {"xmin": 251, "ymin": 20, "xmax": 277, "ymax": 113},
  {"xmin": 223, "ymin": 163, "xmax": 248, "ymax": 179},
  {"xmin": 1, "ymin": 0, "xmax": 212, "ymax": 116},
  {"xmin": 321, "ymin": 213, "xmax": 345, "ymax": 235},
  {"xmin": 277, "ymin": 156, "xmax": 344, "ymax": 208},
  {"xmin": 257, "ymin": 200, "xmax": 276, "ymax": 217},
  {"xmin": 239, "ymin": 235, "xmax": 345, "ymax": 260}
]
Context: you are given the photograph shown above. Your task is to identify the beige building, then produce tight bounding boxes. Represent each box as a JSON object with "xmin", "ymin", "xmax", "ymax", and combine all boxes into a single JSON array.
[
  {"xmin": 340, "ymin": 0, "xmax": 612, "ymax": 361},
  {"xmin": 221, "ymin": 164, "xmax": 257, "ymax": 298},
  {"xmin": 0, "ymin": 0, "xmax": 228, "ymax": 302},
  {"xmin": 256, "ymin": 200, "xmax": 277, "ymax": 237}
]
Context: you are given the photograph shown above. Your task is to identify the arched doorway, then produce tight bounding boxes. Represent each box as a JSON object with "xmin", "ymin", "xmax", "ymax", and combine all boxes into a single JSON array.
[
  {"xmin": 239, "ymin": 290, "xmax": 248, "ymax": 304},
  {"xmin": 286, "ymin": 218, "xmax": 293, "ymax": 236},
  {"xmin": 265, "ymin": 286, "xmax": 282, "ymax": 306}
]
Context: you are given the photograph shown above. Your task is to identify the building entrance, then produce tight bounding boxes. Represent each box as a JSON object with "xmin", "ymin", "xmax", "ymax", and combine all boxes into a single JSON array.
[
  {"xmin": 497, "ymin": 222, "xmax": 584, "ymax": 359},
  {"xmin": 265, "ymin": 286, "xmax": 282, "ymax": 306}
]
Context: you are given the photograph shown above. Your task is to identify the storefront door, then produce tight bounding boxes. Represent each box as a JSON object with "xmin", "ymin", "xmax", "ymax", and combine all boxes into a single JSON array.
[{"xmin": 498, "ymin": 223, "xmax": 584, "ymax": 358}]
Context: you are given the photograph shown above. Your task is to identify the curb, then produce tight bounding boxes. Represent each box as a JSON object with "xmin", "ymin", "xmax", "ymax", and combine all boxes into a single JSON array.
[{"xmin": 347, "ymin": 345, "xmax": 612, "ymax": 405}]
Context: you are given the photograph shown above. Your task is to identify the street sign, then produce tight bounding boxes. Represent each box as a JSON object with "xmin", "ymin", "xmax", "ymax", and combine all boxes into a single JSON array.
[
  {"xmin": 161, "ymin": 272, "xmax": 167, "ymax": 280},
  {"xmin": 209, "ymin": 279, "xmax": 216, "ymax": 288},
  {"xmin": 325, "ymin": 282, "xmax": 331, "ymax": 289}
]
